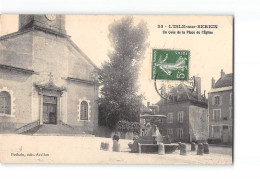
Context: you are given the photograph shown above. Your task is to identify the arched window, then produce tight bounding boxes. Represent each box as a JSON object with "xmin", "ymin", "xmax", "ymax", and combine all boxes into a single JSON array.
[
  {"xmin": 0, "ymin": 91, "xmax": 11, "ymax": 115},
  {"xmin": 80, "ymin": 101, "xmax": 88, "ymax": 120}
]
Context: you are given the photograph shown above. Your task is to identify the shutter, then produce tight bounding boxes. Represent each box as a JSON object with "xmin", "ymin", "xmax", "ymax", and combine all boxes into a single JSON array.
[
  {"xmin": 219, "ymin": 96, "xmax": 222, "ymax": 105},
  {"xmin": 212, "ymin": 96, "xmax": 215, "ymax": 105}
]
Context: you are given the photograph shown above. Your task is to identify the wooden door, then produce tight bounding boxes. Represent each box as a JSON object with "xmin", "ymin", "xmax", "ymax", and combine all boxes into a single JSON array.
[{"xmin": 43, "ymin": 103, "xmax": 57, "ymax": 124}]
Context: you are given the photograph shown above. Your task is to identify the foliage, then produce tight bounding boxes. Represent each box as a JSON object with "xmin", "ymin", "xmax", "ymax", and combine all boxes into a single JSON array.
[
  {"xmin": 117, "ymin": 120, "xmax": 140, "ymax": 133},
  {"xmin": 98, "ymin": 16, "xmax": 149, "ymax": 129}
]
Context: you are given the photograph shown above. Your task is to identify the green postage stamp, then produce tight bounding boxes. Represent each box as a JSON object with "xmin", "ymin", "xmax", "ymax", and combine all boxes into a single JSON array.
[{"xmin": 152, "ymin": 49, "xmax": 190, "ymax": 81}]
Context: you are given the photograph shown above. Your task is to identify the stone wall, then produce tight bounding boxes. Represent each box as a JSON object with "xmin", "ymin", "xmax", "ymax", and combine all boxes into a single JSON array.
[
  {"xmin": 0, "ymin": 32, "xmax": 33, "ymax": 69},
  {"xmin": 0, "ymin": 69, "xmax": 33, "ymax": 131},
  {"xmin": 208, "ymin": 89, "xmax": 233, "ymax": 142},
  {"xmin": 0, "ymin": 26, "xmax": 99, "ymax": 134},
  {"xmin": 32, "ymin": 30, "xmax": 68, "ymax": 87},
  {"xmin": 65, "ymin": 80, "xmax": 98, "ymax": 134},
  {"xmin": 189, "ymin": 105, "xmax": 208, "ymax": 142},
  {"xmin": 159, "ymin": 102, "xmax": 190, "ymax": 142}
]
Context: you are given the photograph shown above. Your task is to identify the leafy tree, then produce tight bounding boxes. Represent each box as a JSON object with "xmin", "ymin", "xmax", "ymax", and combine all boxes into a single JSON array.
[
  {"xmin": 98, "ymin": 16, "xmax": 149, "ymax": 129},
  {"xmin": 117, "ymin": 121, "xmax": 140, "ymax": 134}
]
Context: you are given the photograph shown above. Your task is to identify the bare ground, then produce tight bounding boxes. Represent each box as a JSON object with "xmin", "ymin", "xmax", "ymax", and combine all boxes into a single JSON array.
[{"xmin": 0, "ymin": 134, "xmax": 232, "ymax": 164}]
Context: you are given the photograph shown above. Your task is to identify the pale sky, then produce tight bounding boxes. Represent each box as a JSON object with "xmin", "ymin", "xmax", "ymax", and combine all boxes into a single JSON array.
[{"xmin": 0, "ymin": 15, "xmax": 233, "ymax": 104}]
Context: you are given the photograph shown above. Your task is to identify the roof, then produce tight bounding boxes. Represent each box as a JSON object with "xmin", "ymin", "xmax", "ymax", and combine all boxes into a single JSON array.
[
  {"xmin": 156, "ymin": 83, "xmax": 208, "ymax": 108},
  {"xmin": 0, "ymin": 64, "xmax": 37, "ymax": 74},
  {"xmin": 0, "ymin": 26, "xmax": 70, "ymax": 41},
  {"xmin": 0, "ymin": 25, "xmax": 99, "ymax": 71},
  {"xmin": 214, "ymin": 73, "xmax": 233, "ymax": 88},
  {"xmin": 66, "ymin": 77, "xmax": 100, "ymax": 86},
  {"xmin": 209, "ymin": 86, "xmax": 232, "ymax": 93},
  {"xmin": 66, "ymin": 38, "xmax": 99, "ymax": 70}
]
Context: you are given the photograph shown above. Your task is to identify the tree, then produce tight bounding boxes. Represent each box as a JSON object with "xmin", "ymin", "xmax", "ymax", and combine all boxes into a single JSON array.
[{"xmin": 98, "ymin": 16, "xmax": 149, "ymax": 129}]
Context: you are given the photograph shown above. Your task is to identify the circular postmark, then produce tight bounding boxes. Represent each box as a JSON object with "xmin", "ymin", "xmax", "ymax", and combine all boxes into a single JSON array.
[{"xmin": 154, "ymin": 72, "xmax": 196, "ymax": 100}]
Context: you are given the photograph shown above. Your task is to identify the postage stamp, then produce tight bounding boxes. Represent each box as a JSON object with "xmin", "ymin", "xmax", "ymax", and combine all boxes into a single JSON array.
[
  {"xmin": 0, "ymin": 14, "xmax": 233, "ymax": 165},
  {"xmin": 152, "ymin": 49, "xmax": 190, "ymax": 81}
]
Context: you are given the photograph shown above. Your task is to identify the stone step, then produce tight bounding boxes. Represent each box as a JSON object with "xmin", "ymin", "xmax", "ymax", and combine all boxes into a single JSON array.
[
  {"xmin": 21, "ymin": 125, "xmax": 42, "ymax": 135},
  {"xmin": 21, "ymin": 124, "xmax": 93, "ymax": 136}
]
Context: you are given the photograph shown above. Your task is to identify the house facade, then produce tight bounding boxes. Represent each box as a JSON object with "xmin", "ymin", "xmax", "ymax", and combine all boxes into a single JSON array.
[
  {"xmin": 208, "ymin": 69, "xmax": 233, "ymax": 144},
  {"xmin": 0, "ymin": 15, "xmax": 99, "ymax": 134},
  {"xmin": 157, "ymin": 77, "xmax": 208, "ymax": 143}
]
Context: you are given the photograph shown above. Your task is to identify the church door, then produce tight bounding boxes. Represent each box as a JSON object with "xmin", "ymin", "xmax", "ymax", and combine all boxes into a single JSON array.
[{"xmin": 43, "ymin": 96, "xmax": 57, "ymax": 124}]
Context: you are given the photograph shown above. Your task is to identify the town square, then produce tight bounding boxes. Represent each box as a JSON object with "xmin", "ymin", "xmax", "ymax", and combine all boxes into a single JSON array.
[{"xmin": 0, "ymin": 15, "xmax": 233, "ymax": 164}]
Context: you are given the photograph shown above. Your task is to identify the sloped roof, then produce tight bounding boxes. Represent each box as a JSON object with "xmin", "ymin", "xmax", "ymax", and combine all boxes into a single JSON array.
[
  {"xmin": 156, "ymin": 83, "xmax": 207, "ymax": 107},
  {"xmin": 0, "ymin": 25, "xmax": 98, "ymax": 70},
  {"xmin": 214, "ymin": 73, "xmax": 233, "ymax": 88}
]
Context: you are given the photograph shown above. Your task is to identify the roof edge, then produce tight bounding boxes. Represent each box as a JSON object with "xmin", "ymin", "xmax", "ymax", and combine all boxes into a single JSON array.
[
  {"xmin": 0, "ymin": 29, "xmax": 32, "ymax": 41},
  {"xmin": 208, "ymin": 86, "xmax": 232, "ymax": 93},
  {"xmin": 0, "ymin": 64, "xmax": 38, "ymax": 74},
  {"xmin": 0, "ymin": 25, "xmax": 71, "ymax": 41},
  {"xmin": 66, "ymin": 77, "xmax": 100, "ymax": 85},
  {"xmin": 66, "ymin": 38, "xmax": 99, "ymax": 70}
]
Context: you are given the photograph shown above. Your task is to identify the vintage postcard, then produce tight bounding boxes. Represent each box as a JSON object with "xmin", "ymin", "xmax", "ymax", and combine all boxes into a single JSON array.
[{"xmin": 0, "ymin": 15, "xmax": 233, "ymax": 164}]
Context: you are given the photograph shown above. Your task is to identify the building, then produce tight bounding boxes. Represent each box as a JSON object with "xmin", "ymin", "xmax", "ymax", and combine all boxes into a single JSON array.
[
  {"xmin": 139, "ymin": 114, "xmax": 167, "ymax": 136},
  {"xmin": 157, "ymin": 77, "xmax": 208, "ymax": 143},
  {"xmin": 0, "ymin": 15, "xmax": 99, "ymax": 134},
  {"xmin": 208, "ymin": 69, "xmax": 233, "ymax": 144}
]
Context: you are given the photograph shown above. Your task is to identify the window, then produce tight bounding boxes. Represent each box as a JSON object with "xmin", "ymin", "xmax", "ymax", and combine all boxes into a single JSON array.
[
  {"xmin": 168, "ymin": 95, "xmax": 173, "ymax": 102},
  {"xmin": 213, "ymin": 95, "xmax": 222, "ymax": 105},
  {"xmin": 213, "ymin": 109, "xmax": 221, "ymax": 121},
  {"xmin": 223, "ymin": 125, "xmax": 228, "ymax": 130},
  {"xmin": 167, "ymin": 113, "xmax": 173, "ymax": 123},
  {"xmin": 212, "ymin": 126, "xmax": 221, "ymax": 138},
  {"xmin": 141, "ymin": 129, "xmax": 146, "ymax": 136},
  {"xmin": 177, "ymin": 128, "xmax": 183, "ymax": 139},
  {"xmin": 178, "ymin": 111, "xmax": 184, "ymax": 123},
  {"xmin": 80, "ymin": 101, "xmax": 88, "ymax": 120},
  {"xmin": 213, "ymin": 126, "xmax": 220, "ymax": 133},
  {"xmin": 167, "ymin": 128, "xmax": 173, "ymax": 135},
  {"xmin": 215, "ymin": 96, "xmax": 220, "ymax": 104},
  {"xmin": 0, "ymin": 91, "xmax": 11, "ymax": 115}
]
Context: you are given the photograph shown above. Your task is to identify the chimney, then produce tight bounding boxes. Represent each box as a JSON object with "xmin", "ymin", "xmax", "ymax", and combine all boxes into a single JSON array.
[
  {"xmin": 147, "ymin": 102, "xmax": 150, "ymax": 107},
  {"xmin": 221, "ymin": 69, "xmax": 225, "ymax": 78},
  {"xmin": 212, "ymin": 77, "xmax": 215, "ymax": 88},
  {"xmin": 195, "ymin": 76, "xmax": 201, "ymax": 100}
]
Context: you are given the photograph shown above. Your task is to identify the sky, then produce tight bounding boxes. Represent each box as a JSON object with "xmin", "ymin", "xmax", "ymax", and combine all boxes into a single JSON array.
[{"xmin": 0, "ymin": 15, "xmax": 233, "ymax": 104}]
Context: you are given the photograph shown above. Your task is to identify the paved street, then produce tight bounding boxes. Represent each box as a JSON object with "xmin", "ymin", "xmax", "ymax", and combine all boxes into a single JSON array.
[{"xmin": 0, "ymin": 135, "xmax": 232, "ymax": 164}]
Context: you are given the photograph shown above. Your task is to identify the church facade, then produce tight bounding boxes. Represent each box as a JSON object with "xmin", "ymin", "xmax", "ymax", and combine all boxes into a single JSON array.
[{"xmin": 0, "ymin": 15, "xmax": 99, "ymax": 134}]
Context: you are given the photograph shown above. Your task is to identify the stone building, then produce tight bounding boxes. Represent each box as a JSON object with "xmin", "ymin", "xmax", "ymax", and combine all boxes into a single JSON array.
[
  {"xmin": 0, "ymin": 15, "xmax": 99, "ymax": 134},
  {"xmin": 157, "ymin": 77, "xmax": 208, "ymax": 143},
  {"xmin": 208, "ymin": 70, "xmax": 233, "ymax": 144}
]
